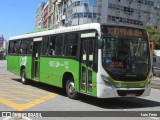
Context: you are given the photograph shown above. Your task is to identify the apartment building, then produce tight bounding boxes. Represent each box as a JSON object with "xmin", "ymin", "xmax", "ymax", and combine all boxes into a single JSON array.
[
  {"xmin": 43, "ymin": 2, "xmax": 49, "ymax": 28},
  {"xmin": 35, "ymin": 2, "xmax": 46, "ymax": 29},
  {"xmin": 0, "ymin": 35, "xmax": 5, "ymax": 52},
  {"xmin": 48, "ymin": 0, "xmax": 56, "ymax": 28},
  {"xmin": 36, "ymin": 0, "xmax": 160, "ymax": 29}
]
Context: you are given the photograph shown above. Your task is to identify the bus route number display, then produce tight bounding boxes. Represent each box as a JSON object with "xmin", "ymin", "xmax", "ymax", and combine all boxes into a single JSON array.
[{"xmin": 104, "ymin": 27, "xmax": 144, "ymax": 37}]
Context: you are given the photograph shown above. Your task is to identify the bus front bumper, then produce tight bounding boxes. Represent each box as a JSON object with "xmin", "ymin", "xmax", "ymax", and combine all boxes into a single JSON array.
[{"xmin": 97, "ymin": 83, "xmax": 151, "ymax": 98}]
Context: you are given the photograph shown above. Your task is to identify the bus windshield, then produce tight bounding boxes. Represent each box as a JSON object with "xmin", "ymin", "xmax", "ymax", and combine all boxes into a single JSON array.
[{"xmin": 101, "ymin": 27, "xmax": 150, "ymax": 81}]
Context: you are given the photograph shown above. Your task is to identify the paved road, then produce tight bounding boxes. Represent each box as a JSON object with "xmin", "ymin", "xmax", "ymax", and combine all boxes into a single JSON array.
[
  {"xmin": 0, "ymin": 60, "xmax": 160, "ymax": 120},
  {"xmin": 151, "ymin": 76, "xmax": 160, "ymax": 89}
]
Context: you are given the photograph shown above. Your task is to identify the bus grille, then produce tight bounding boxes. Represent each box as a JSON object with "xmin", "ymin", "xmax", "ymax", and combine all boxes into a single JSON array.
[{"xmin": 117, "ymin": 90, "xmax": 144, "ymax": 97}]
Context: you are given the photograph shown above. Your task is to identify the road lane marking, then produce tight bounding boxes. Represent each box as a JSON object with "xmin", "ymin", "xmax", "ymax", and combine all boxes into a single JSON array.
[
  {"xmin": 0, "ymin": 74, "xmax": 58, "ymax": 111},
  {"xmin": 0, "ymin": 93, "xmax": 57, "ymax": 111},
  {"xmin": 0, "ymin": 84, "xmax": 52, "ymax": 94},
  {"xmin": 1, "ymin": 95, "xmax": 37, "ymax": 101},
  {"xmin": 2, "ymin": 84, "xmax": 52, "ymax": 94},
  {"xmin": 11, "ymin": 90, "xmax": 36, "ymax": 96}
]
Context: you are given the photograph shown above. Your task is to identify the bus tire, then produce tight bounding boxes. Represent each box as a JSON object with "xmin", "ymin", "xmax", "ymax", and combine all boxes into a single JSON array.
[
  {"xmin": 21, "ymin": 69, "xmax": 29, "ymax": 85},
  {"xmin": 66, "ymin": 79, "xmax": 78, "ymax": 99}
]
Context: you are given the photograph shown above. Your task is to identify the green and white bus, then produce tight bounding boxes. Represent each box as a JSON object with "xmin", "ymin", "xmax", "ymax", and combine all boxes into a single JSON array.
[{"xmin": 7, "ymin": 23, "xmax": 152, "ymax": 99}]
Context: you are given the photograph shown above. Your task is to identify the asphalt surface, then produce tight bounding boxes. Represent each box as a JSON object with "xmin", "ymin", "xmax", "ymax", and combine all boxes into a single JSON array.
[
  {"xmin": 151, "ymin": 76, "xmax": 160, "ymax": 89},
  {"xmin": 0, "ymin": 60, "xmax": 160, "ymax": 120}
]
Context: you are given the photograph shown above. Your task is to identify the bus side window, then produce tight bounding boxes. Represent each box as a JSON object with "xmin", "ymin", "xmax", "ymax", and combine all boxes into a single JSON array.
[
  {"xmin": 13, "ymin": 40, "xmax": 20, "ymax": 55},
  {"xmin": 8, "ymin": 41, "xmax": 14, "ymax": 54},
  {"xmin": 19, "ymin": 40, "xmax": 23, "ymax": 54},
  {"xmin": 55, "ymin": 35, "xmax": 63, "ymax": 56},
  {"xmin": 27, "ymin": 39, "xmax": 33, "ymax": 55},
  {"xmin": 42, "ymin": 36, "xmax": 49, "ymax": 56},
  {"xmin": 49, "ymin": 36, "xmax": 56, "ymax": 56},
  {"xmin": 64, "ymin": 33, "xmax": 78, "ymax": 57},
  {"xmin": 88, "ymin": 40, "xmax": 94, "ymax": 69},
  {"xmin": 25, "ymin": 40, "xmax": 30, "ymax": 55},
  {"xmin": 19, "ymin": 39, "xmax": 28, "ymax": 55}
]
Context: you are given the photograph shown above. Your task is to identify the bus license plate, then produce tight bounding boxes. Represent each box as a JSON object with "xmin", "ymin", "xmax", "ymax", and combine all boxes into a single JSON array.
[{"xmin": 126, "ymin": 93, "xmax": 136, "ymax": 97}]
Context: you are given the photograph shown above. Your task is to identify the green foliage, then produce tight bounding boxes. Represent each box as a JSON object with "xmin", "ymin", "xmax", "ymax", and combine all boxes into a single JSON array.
[{"xmin": 143, "ymin": 24, "xmax": 160, "ymax": 49}]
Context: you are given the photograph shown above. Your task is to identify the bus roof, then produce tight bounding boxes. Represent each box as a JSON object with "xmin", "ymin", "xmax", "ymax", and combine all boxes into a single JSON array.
[
  {"xmin": 9, "ymin": 23, "xmax": 101, "ymax": 41},
  {"xmin": 9, "ymin": 23, "xmax": 146, "ymax": 41}
]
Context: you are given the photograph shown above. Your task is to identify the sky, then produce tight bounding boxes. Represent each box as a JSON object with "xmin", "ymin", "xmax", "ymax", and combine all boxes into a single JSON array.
[{"xmin": 0, "ymin": 0, "xmax": 48, "ymax": 40}]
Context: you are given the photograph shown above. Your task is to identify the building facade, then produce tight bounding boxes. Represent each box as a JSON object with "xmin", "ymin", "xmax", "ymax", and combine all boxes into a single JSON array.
[
  {"xmin": 36, "ymin": 0, "xmax": 160, "ymax": 29},
  {"xmin": 35, "ymin": 2, "xmax": 46, "ymax": 29},
  {"xmin": 0, "ymin": 35, "xmax": 5, "ymax": 52},
  {"xmin": 42, "ymin": 2, "xmax": 49, "ymax": 28}
]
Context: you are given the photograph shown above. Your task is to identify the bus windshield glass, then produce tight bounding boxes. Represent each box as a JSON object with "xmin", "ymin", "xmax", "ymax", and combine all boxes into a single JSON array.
[{"xmin": 101, "ymin": 26, "xmax": 150, "ymax": 81}]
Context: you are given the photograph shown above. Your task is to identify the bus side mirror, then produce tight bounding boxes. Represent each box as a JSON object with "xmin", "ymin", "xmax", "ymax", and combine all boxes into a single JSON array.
[{"xmin": 98, "ymin": 39, "xmax": 104, "ymax": 49}]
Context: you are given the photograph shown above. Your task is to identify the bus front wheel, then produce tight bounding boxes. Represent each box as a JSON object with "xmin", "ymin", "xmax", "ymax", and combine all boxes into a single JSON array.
[
  {"xmin": 66, "ymin": 79, "xmax": 78, "ymax": 99},
  {"xmin": 21, "ymin": 69, "xmax": 29, "ymax": 85}
]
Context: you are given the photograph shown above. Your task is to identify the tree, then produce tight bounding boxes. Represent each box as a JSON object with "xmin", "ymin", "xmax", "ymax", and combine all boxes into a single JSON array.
[{"xmin": 143, "ymin": 24, "xmax": 160, "ymax": 49}]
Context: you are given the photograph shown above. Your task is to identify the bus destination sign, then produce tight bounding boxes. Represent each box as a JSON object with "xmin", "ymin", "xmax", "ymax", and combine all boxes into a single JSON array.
[{"xmin": 102, "ymin": 26, "xmax": 146, "ymax": 37}]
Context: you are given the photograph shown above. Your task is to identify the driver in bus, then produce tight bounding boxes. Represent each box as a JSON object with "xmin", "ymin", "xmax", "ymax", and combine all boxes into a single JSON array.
[{"xmin": 118, "ymin": 42, "xmax": 132, "ymax": 71}]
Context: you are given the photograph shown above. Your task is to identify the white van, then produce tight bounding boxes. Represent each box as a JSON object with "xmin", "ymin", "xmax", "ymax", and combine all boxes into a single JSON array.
[{"xmin": 153, "ymin": 50, "xmax": 160, "ymax": 76}]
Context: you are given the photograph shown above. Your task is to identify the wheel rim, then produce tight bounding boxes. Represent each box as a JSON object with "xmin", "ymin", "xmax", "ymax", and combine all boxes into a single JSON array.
[{"xmin": 68, "ymin": 81, "xmax": 75, "ymax": 96}]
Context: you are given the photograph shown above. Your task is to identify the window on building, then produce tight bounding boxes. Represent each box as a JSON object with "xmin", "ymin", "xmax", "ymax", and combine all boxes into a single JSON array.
[
  {"xmin": 124, "ymin": 7, "xmax": 134, "ymax": 14},
  {"xmin": 108, "ymin": 15, "xmax": 144, "ymax": 26}
]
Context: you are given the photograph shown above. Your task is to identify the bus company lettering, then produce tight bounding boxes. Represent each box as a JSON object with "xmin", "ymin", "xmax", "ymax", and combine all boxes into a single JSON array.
[
  {"xmin": 54, "ymin": 27, "xmax": 80, "ymax": 34},
  {"xmin": 20, "ymin": 57, "xmax": 27, "ymax": 66},
  {"xmin": 49, "ymin": 61, "xmax": 69, "ymax": 69},
  {"xmin": 49, "ymin": 61, "xmax": 59, "ymax": 67}
]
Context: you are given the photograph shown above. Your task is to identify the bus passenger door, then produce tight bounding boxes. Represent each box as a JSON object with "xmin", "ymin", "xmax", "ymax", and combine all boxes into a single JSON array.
[
  {"xmin": 32, "ymin": 38, "xmax": 42, "ymax": 80},
  {"xmin": 80, "ymin": 38, "xmax": 95, "ymax": 94}
]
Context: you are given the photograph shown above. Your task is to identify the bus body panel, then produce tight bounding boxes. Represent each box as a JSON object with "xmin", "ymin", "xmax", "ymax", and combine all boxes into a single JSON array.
[
  {"xmin": 39, "ymin": 57, "xmax": 79, "ymax": 88},
  {"xmin": 7, "ymin": 56, "xmax": 21, "ymax": 76},
  {"xmin": 39, "ymin": 57, "xmax": 97, "ymax": 97},
  {"xmin": 21, "ymin": 56, "xmax": 32, "ymax": 79}
]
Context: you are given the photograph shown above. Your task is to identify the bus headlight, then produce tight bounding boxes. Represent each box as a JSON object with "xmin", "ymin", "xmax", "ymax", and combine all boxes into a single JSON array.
[{"xmin": 101, "ymin": 75, "xmax": 112, "ymax": 87}]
